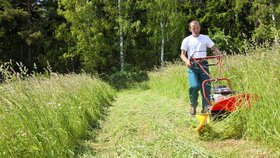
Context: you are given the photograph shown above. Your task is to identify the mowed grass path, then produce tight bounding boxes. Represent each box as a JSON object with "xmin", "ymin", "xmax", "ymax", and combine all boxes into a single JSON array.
[{"xmin": 88, "ymin": 89, "xmax": 274, "ymax": 158}]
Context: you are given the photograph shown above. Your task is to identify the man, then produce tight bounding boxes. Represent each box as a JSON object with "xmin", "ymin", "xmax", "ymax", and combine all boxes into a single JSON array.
[{"xmin": 180, "ymin": 20, "xmax": 220, "ymax": 115}]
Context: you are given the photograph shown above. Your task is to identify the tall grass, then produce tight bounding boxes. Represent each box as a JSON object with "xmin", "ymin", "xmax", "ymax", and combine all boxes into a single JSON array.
[
  {"xmin": 147, "ymin": 45, "xmax": 280, "ymax": 151},
  {"xmin": 223, "ymin": 45, "xmax": 280, "ymax": 150},
  {"xmin": 147, "ymin": 62, "xmax": 188, "ymax": 99},
  {"xmin": 0, "ymin": 74, "xmax": 115, "ymax": 157}
]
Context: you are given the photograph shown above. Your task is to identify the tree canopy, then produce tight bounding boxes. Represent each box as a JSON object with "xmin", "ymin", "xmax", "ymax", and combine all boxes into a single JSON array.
[{"xmin": 0, "ymin": 0, "xmax": 279, "ymax": 74}]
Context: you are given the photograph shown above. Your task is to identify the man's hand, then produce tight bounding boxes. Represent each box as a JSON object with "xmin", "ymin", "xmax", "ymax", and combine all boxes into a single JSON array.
[
  {"xmin": 212, "ymin": 45, "xmax": 221, "ymax": 55},
  {"xmin": 186, "ymin": 60, "xmax": 192, "ymax": 67},
  {"xmin": 180, "ymin": 49, "xmax": 192, "ymax": 67}
]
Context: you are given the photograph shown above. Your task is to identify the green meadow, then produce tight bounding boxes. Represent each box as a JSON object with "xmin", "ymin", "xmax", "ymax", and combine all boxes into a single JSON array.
[
  {"xmin": 0, "ymin": 75, "xmax": 115, "ymax": 157},
  {"xmin": 91, "ymin": 45, "xmax": 280, "ymax": 157},
  {"xmin": 0, "ymin": 45, "xmax": 280, "ymax": 157}
]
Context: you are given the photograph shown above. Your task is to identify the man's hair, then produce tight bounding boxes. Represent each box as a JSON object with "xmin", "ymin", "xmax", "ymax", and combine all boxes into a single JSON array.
[{"xmin": 189, "ymin": 20, "xmax": 201, "ymax": 28}]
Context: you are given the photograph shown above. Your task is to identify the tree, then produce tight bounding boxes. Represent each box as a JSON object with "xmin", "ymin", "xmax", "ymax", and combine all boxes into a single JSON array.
[
  {"xmin": 118, "ymin": 0, "xmax": 124, "ymax": 72},
  {"xmin": 0, "ymin": 0, "xmax": 68, "ymax": 72},
  {"xmin": 248, "ymin": 0, "xmax": 280, "ymax": 43},
  {"xmin": 139, "ymin": 0, "xmax": 187, "ymax": 68},
  {"xmin": 57, "ymin": 0, "xmax": 112, "ymax": 73}
]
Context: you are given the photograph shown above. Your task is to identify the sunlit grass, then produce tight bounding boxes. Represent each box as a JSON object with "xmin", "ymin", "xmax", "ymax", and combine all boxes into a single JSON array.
[
  {"xmin": 3, "ymin": 44, "xmax": 278, "ymax": 157},
  {"xmin": 220, "ymin": 45, "xmax": 280, "ymax": 149},
  {"xmin": 0, "ymin": 74, "xmax": 115, "ymax": 157},
  {"xmin": 91, "ymin": 90, "xmax": 217, "ymax": 158},
  {"xmin": 147, "ymin": 44, "xmax": 280, "ymax": 152},
  {"xmin": 147, "ymin": 61, "xmax": 188, "ymax": 100}
]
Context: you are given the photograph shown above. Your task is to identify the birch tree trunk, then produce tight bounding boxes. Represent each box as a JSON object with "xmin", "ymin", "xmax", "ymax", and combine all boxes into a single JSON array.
[
  {"xmin": 118, "ymin": 0, "xmax": 124, "ymax": 72},
  {"xmin": 160, "ymin": 18, "xmax": 165, "ymax": 68},
  {"xmin": 27, "ymin": 1, "xmax": 32, "ymax": 65}
]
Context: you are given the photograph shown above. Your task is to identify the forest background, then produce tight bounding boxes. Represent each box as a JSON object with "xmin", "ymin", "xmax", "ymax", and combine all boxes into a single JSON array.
[{"xmin": 1, "ymin": 0, "xmax": 280, "ymax": 78}]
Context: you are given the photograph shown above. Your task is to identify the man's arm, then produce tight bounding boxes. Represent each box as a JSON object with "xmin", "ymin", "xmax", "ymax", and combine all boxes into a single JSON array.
[{"xmin": 180, "ymin": 49, "xmax": 191, "ymax": 66}]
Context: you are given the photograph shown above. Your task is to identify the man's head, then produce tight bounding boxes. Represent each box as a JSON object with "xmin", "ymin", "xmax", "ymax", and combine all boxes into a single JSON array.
[{"xmin": 189, "ymin": 20, "xmax": 201, "ymax": 37}]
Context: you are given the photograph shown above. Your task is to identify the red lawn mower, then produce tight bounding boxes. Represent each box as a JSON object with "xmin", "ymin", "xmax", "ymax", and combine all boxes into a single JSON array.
[{"xmin": 189, "ymin": 55, "xmax": 257, "ymax": 131}]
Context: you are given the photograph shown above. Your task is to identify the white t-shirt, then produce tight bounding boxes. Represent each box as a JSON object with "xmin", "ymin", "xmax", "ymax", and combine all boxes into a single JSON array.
[{"xmin": 180, "ymin": 34, "xmax": 214, "ymax": 59}]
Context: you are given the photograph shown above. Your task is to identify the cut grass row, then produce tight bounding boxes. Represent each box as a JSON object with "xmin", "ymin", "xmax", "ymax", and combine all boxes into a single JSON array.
[{"xmin": 91, "ymin": 90, "xmax": 217, "ymax": 157}]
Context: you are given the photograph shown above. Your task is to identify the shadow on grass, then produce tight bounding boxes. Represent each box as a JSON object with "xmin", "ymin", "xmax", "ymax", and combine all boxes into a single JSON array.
[{"xmin": 105, "ymin": 70, "xmax": 150, "ymax": 91}]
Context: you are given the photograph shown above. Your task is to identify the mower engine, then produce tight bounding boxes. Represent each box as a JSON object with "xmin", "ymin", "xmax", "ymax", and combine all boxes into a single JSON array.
[{"xmin": 211, "ymin": 85, "xmax": 233, "ymax": 102}]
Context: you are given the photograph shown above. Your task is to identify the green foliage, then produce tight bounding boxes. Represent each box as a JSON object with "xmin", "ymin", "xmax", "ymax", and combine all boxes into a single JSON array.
[
  {"xmin": 0, "ymin": 74, "xmax": 115, "ymax": 157},
  {"xmin": 208, "ymin": 28, "xmax": 243, "ymax": 54},
  {"xmin": 106, "ymin": 66, "xmax": 148, "ymax": 90},
  {"xmin": 1, "ymin": 0, "xmax": 280, "ymax": 74},
  {"xmin": 0, "ymin": 0, "xmax": 70, "ymax": 73},
  {"xmin": 139, "ymin": 0, "xmax": 187, "ymax": 66},
  {"xmin": 248, "ymin": 1, "xmax": 280, "ymax": 43}
]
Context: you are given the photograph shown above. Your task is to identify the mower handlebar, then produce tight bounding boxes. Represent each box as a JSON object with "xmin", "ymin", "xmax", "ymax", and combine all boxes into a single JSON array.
[
  {"xmin": 188, "ymin": 55, "xmax": 224, "ymax": 84},
  {"xmin": 190, "ymin": 55, "xmax": 222, "ymax": 66},
  {"xmin": 190, "ymin": 55, "xmax": 222, "ymax": 61}
]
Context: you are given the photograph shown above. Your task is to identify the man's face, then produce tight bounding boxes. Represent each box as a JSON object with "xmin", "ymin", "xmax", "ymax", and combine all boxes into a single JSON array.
[{"xmin": 189, "ymin": 22, "xmax": 200, "ymax": 37}]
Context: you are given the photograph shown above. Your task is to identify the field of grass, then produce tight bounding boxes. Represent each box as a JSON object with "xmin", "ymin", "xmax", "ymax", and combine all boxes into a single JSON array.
[
  {"xmin": 1, "ymin": 45, "xmax": 279, "ymax": 157},
  {"xmin": 90, "ymin": 90, "xmax": 220, "ymax": 157},
  {"xmin": 88, "ymin": 45, "xmax": 280, "ymax": 157},
  {"xmin": 221, "ymin": 45, "xmax": 280, "ymax": 149},
  {"xmin": 0, "ymin": 74, "xmax": 115, "ymax": 157}
]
